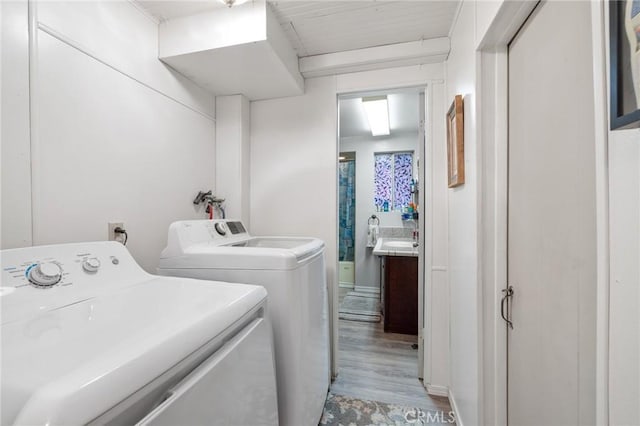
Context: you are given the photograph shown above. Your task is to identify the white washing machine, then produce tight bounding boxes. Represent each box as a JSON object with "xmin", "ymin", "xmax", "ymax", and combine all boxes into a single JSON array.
[
  {"xmin": 1, "ymin": 241, "xmax": 278, "ymax": 426},
  {"xmin": 158, "ymin": 219, "xmax": 330, "ymax": 426}
]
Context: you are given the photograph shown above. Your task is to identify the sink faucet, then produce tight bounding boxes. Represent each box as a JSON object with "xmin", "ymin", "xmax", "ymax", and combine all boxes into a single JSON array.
[{"xmin": 405, "ymin": 219, "xmax": 419, "ymax": 247}]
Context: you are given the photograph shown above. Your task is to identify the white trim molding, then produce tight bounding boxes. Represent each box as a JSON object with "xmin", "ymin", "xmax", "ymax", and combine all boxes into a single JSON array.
[
  {"xmin": 476, "ymin": 2, "xmax": 538, "ymax": 426},
  {"xmin": 300, "ymin": 38, "xmax": 450, "ymax": 78},
  {"xmin": 426, "ymin": 384, "xmax": 449, "ymax": 398},
  {"xmin": 353, "ymin": 285, "xmax": 380, "ymax": 296},
  {"xmin": 590, "ymin": 1, "xmax": 611, "ymax": 424},
  {"xmin": 448, "ymin": 389, "xmax": 464, "ymax": 426}
]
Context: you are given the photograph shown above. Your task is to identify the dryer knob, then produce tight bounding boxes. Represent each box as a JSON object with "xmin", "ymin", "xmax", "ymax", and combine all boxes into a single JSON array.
[
  {"xmin": 28, "ymin": 262, "xmax": 63, "ymax": 287},
  {"xmin": 214, "ymin": 222, "xmax": 227, "ymax": 236}
]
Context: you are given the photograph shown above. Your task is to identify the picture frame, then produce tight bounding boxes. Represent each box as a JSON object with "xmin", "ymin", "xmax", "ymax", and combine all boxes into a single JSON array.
[
  {"xmin": 609, "ymin": 0, "xmax": 640, "ymax": 130},
  {"xmin": 447, "ymin": 95, "xmax": 464, "ymax": 188}
]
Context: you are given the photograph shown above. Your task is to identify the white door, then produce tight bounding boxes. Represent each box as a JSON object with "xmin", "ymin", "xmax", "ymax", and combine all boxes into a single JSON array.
[{"xmin": 507, "ymin": 2, "xmax": 597, "ymax": 425}]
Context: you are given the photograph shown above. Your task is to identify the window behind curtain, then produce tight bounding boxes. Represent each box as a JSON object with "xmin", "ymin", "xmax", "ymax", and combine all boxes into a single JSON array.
[{"xmin": 374, "ymin": 152, "xmax": 413, "ymax": 211}]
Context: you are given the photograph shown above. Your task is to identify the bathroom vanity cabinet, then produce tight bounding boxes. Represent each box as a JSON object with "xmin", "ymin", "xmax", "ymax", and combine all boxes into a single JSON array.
[{"xmin": 381, "ymin": 256, "xmax": 418, "ymax": 335}]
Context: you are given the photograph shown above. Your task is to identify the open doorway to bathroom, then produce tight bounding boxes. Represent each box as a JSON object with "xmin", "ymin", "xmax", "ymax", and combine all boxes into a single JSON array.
[{"xmin": 332, "ymin": 87, "xmax": 448, "ymax": 412}]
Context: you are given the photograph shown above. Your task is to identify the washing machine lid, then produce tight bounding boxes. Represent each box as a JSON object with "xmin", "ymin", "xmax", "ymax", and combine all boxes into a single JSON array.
[
  {"xmin": 1, "ymin": 277, "xmax": 266, "ymax": 426},
  {"xmin": 160, "ymin": 236, "xmax": 325, "ymax": 270},
  {"xmin": 160, "ymin": 220, "xmax": 325, "ymax": 270}
]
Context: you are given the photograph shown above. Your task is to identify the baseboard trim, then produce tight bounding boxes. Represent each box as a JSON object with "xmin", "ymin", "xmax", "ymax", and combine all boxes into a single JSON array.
[
  {"xmin": 426, "ymin": 384, "xmax": 449, "ymax": 397},
  {"xmin": 448, "ymin": 389, "xmax": 463, "ymax": 426},
  {"xmin": 354, "ymin": 285, "xmax": 380, "ymax": 295},
  {"xmin": 339, "ymin": 282, "xmax": 355, "ymax": 289}
]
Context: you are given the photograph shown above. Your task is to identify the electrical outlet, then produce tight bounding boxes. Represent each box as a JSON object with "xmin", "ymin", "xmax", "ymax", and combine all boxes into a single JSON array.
[{"xmin": 108, "ymin": 222, "xmax": 124, "ymax": 242}]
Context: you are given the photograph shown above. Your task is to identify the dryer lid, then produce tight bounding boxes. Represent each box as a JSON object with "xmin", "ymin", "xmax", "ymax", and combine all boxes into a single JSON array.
[{"xmin": 1, "ymin": 277, "xmax": 266, "ymax": 426}]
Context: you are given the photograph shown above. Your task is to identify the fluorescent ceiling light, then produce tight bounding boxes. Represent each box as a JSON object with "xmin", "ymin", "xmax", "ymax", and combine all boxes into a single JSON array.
[{"xmin": 361, "ymin": 96, "xmax": 390, "ymax": 136}]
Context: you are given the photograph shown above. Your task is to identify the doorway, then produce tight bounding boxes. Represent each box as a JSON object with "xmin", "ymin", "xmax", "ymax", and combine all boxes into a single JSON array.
[
  {"xmin": 505, "ymin": 1, "xmax": 598, "ymax": 424},
  {"xmin": 331, "ymin": 87, "xmax": 440, "ymax": 409}
]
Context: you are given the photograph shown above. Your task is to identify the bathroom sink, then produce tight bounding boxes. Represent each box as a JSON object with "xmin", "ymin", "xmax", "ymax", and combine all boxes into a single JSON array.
[
  {"xmin": 383, "ymin": 241, "xmax": 415, "ymax": 249},
  {"xmin": 372, "ymin": 238, "xmax": 418, "ymax": 257}
]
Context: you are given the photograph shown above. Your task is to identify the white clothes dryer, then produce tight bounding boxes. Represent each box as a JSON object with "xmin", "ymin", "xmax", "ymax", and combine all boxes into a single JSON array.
[
  {"xmin": 1, "ymin": 241, "xmax": 278, "ymax": 426},
  {"xmin": 158, "ymin": 219, "xmax": 330, "ymax": 426}
]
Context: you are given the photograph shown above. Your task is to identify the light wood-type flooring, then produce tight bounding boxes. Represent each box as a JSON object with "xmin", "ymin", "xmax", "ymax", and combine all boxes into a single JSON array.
[{"xmin": 333, "ymin": 287, "xmax": 451, "ymax": 412}]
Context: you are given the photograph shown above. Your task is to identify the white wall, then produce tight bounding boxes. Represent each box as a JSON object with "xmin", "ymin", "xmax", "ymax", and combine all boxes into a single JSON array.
[
  {"xmin": 1, "ymin": 1, "xmax": 216, "ymax": 273},
  {"xmin": 444, "ymin": 2, "xmax": 480, "ymax": 423},
  {"xmin": 250, "ymin": 75, "xmax": 337, "ymax": 242},
  {"xmin": 1, "ymin": 1, "xmax": 32, "ymax": 248},
  {"xmin": 340, "ymin": 133, "xmax": 418, "ymax": 290},
  {"xmin": 250, "ymin": 63, "xmax": 447, "ymax": 381},
  {"xmin": 37, "ymin": 1, "xmax": 213, "ymax": 116},
  {"xmin": 216, "ymin": 94, "xmax": 251, "ymax": 226},
  {"xmin": 603, "ymin": 4, "xmax": 640, "ymax": 424},
  {"xmin": 250, "ymin": 75, "xmax": 338, "ymax": 376},
  {"xmin": 608, "ymin": 129, "xmax": 640, "ymax": 426}
]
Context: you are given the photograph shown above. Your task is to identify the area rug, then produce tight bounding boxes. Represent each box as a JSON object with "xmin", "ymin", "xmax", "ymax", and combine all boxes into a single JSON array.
[
  {"xmin": 339, "ymin": 291, "xmax": 381, "ymax": 323},
  {"xmin": 320, "ymin": 393, "xmax": 455, "ymax": 426}
]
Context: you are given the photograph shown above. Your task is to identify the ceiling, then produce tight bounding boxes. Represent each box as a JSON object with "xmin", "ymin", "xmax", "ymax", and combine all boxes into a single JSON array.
[
  {"xmin": 270, "ymin": 1, "xmax": 457, "ymax": 57},
  {"xmin": 339, "ymin": 89, "xmax": 421, "ymax": 139},
  {"xmin": 136, "ymin": 0, "xmax": 450, "ymax": 126},
  {"xmin": 137, "ymin": 0, "xmax": 459, "ymax": 58}
]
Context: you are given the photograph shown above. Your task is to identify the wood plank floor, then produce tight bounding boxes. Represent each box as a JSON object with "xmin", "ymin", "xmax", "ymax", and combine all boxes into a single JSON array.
[{"xmin": 330, "ymin": 317, "xmax": 451, "ymax": 412}]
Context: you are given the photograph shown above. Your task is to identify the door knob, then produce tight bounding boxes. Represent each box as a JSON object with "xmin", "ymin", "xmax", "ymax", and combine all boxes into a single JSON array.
[{"xmin": 501, "ymin": 286, "xmax": 514, "ymax": 329}]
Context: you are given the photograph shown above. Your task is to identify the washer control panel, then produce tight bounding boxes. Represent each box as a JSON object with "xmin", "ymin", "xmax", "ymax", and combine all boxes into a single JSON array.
[
  {"xmin": 6, "ymin": 252, "xmax": 108, "ymax": 291},
  {"xmin": 26, "ymin": 262, "xmax": 63, "ymax": 287},
  {"xmin": 1, "ymin": 241, "xmax": 149, "ymax": 324},
  {"xmin": 203, "ymin": 220, "xmax": 247, "ymax": 240},
  {"xmin": 213, "ymin": 222, "xmax": 227, "ymax": 236},
  {"xmin": 163, "ymin": 220, "xmax": 252, "ymax": 258},
  {"xmin": 82, "ymin": 257, "xmax": 101, "ymax": 273}
]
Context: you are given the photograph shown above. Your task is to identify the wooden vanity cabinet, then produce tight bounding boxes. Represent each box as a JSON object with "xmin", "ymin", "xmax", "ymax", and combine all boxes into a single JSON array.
[{"xmin": 382, "ymin": 256, "xmax": 418, "ymax": 335}]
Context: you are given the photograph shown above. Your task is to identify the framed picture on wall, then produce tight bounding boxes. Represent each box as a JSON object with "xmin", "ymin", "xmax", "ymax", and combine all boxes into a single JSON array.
[
  {"xmin": 447, "ymin": 95, "xmax": 464, "ymax": 188},
  {"xmin": 609, "ymin": 0, "xmax": 640, "ymax": 130}
]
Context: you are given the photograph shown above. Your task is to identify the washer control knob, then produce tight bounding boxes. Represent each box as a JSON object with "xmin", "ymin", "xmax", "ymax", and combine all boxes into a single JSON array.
[
  {"xmin": 28, "ymin": 262, "xmax": 63, "ymax": 287},
  {"xmin": 82, "ymin": 257, "xmax": 101, "ymax": 273},
  {"xmin": 214, "ymin": 222, "xmax": 227, "ymax": 236}
]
